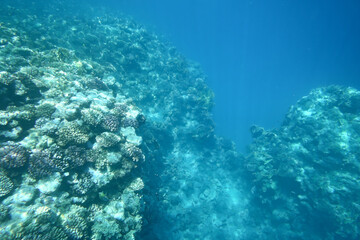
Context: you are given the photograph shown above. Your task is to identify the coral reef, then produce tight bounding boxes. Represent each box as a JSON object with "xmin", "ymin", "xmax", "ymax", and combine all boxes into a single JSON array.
[
  {"xmin": 0, "ymin": 1, "xmax": 243, "ymax": 239},
  {"xmin": 0, "ymin": 2, "xmax": 147, "ymax": 239},
  {"xmin": 2, "ymin": 1, "xmax": 358, "ymax": 240},
  {"xmin": 244, "ymin": 86, "xmax": 360, "ymax": 240}
]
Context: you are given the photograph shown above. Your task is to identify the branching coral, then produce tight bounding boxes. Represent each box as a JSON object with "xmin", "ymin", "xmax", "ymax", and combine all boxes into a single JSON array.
[
  {"xmin": 0, "ymin": 141, "xmax": 28, "ymax": 168},
  {"xmin": 0, "ymin": 174, "xmax": 13, "ymax": 197}
]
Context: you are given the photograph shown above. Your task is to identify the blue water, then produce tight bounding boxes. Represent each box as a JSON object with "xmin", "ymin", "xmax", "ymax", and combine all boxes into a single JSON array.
[{"xmin": 99, "ymin": 0, "xmax": 360, "ymax": 151}]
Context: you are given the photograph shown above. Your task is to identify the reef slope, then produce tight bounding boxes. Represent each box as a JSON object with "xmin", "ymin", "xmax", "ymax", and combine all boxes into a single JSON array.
[
  {"xmin": 0, "ymin": 1, "xmax": 246, "ymax": 239},
  {"xmin": 245, "ymin": 86, "xmax": 360, "ymax": 240}
]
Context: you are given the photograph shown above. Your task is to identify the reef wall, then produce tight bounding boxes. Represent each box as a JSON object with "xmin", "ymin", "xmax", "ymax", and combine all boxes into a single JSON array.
[
  {"xmin": 0, "ymin": 2, "xmax": 147, "ymax": 239},
  {"xmin": 244, "ymin": 86, "xmax": 360, "ymax": 240},
  {"xmin": 0, "ymin": 1, "xmax": 246, "ymax": 239}
]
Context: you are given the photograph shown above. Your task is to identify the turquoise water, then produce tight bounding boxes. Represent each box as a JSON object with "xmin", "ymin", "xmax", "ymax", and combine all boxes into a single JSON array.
[{"xmin": 0, "ymin": 1, "xmax": 359, "ymax": 239}]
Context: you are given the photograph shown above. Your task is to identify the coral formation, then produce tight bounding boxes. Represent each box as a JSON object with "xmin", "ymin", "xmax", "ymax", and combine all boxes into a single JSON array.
[
  {"xmin": 62, "ymin": 205, "xmax": 89, "ymax": 239},
  {"xmin": 0, "ymin": 2, "xmax": 147, "ymax": 238},
  {"xmin": 0, "ymin": 204, "xmax": 9, "ymax": 222},
  {"xmin": 28, "ymin": 148, "xmax": 67, "ymax": 178},
  {"xmin": 64, "ymin": 146, "xmax": 87, "ymax": 168},
  {"xmin": 0, "ymin": 1, "xmax": 244, "ymax": 238},
  {"xmin": 56, "ymin": 121, "xmax": 90, "ymax": 147},
  {"xmin": 244, "ymin": 86, "xmax": 360, "ymax": 240},
  {"xmin": 0, "ymin": 141, "xmax": 28, "ymax": 168},
  {"xmin": 95, "ymin": 132, "xmax": 123, "ymax": 149},
  {"xmin": 101, "ymin": 114, "xmax": 121, "ymax": 132},
  {"xmin": 0, "ymin": 174, "xmax": 13, "ymax": 197}
]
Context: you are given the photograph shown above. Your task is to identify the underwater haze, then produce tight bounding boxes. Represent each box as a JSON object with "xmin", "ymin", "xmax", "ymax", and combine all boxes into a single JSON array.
[
  {"xmin": 0, "ymin": 0, "xmax": 360, "ymax": 240},
  {"xmin": 103, "ymin": 0, "xmax": 360, "ymax": 151}
]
